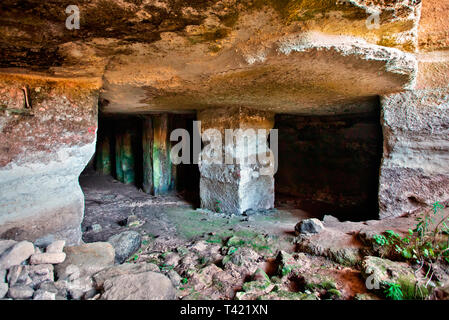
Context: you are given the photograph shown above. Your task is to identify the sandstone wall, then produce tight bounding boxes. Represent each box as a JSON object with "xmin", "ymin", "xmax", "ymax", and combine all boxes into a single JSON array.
[
  {"xmin": 0, "ymin": 73, "xmax": 100, "ymax": 244},
  {"xmin": 378, "ymin": 0, "xmax": 449, "ymax": 219},
  {"xmin": 379, "ymin": 89, "xmax": 449, "ymax": 218}
]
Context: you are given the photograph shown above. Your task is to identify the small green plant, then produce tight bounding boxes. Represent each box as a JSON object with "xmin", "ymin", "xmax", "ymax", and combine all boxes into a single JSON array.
[
  {"xmin": 373, "ymin": 234, "xmax": 389, "ymax": 246},
  {"xmin": 199, "ymin": 256, "xmax": 208, "ymax": 265},
  {"xmin": 182, "ymin": 278, "xmax": 188, "ymax": 285},
  {"xmin": 159, "ymin": 264, "xmax": 174, "ymax": 272},
  {"xmin": 384, "ymin": 282, "xmax": 403, "ymax": 300},
  {"xmin": 214, "ymin": 199, "xmax": 222, "ymax": 213},
  {"xmin": 281, "ymin": 265, "xmax": 292, "ymax": 277},
  {"xmin": 127, "ymin": 254, "xmax": 139, "ymax": 262},
  {"xmin": 206, "ymin": 238, "xmax": 222, "ymax": 244},
  {"xmin": 373, "ymin": 201, "xmax": 449, "ymax": 294}
]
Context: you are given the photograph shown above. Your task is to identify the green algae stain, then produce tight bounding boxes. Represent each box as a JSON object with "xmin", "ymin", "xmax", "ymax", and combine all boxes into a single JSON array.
[
  {"xmin": 115, "ymin": 134, "xmax": 124, "ymax": 182},
  {"xmin": 152, "ymin": 114, "xmax": 173, "ymax": 195},
  {"xmin": 99, "ymin": 136, "xmax": 112, "ymax": 175},
  {"xmin": 121, "ymin": 131, "xmax": 135, "ymax": 184}
]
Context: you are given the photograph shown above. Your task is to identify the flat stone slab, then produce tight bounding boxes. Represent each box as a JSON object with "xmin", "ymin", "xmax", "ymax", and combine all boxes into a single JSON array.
[
  {"xmin": 55, "ymin": 242, "xmax": 115, "ymax": 280},
  {"xmin": 296, "ymin": 228, "xmax": 364, "ymax": 266},
  {"xmin": 93, "ymin": 262, "xmax": 159, "ymax": 288},
  {"xmin": 100, "ymin": 271, "xmax": 176, "ymax": 300}
]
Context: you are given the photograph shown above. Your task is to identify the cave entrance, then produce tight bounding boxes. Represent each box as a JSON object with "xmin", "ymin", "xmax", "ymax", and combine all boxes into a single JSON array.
[
  {"xmin": 81, "ymin": 113, "xmax": 200, "ymax": 207},
  {"xmin": 274, "ymin": 109, "xmax": 383, "ymax": 221}
]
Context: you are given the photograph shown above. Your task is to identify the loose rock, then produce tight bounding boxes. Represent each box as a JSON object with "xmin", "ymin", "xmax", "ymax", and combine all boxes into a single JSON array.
[
  {"xmin": 107, "ymin": 231, "xmax": 142, "ymax": 264},
  {"xmin": 30, "ymin": 252, "xmax": 66, "ymax": 265},
  {"xmin": 0, "ymin": 241, "xmax": 35, "ymax": 269},
  {"xmin": 8, "ymin": 285, "xmax": 34, "ymax": 299},
  {"xmin": 295, "ymin": 219, "xmax": 325, "ymax": 235}
]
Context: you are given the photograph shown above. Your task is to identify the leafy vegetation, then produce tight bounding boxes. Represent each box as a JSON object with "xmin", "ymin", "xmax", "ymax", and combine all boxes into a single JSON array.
[
  {"xmin": 384, "ymin": 282, "xmax": 403, "ymax": 300},
  {"xmin": 374, "ymin": 202, "xmax": 449, "ymax": 264},
  {"xmin": 214, "ymin": 199, "xmax": 222, "ymax": 213},
  {"xmin": 281, "ymin": 265, "xmax": 292, "ymax": 277},
  {"xmin": 373, "ymin": 201, "xmax": 449, "ymax": 296},
  {"xmin": 159, "ymin": 264, "xmax": 174, "ymax": 272}
]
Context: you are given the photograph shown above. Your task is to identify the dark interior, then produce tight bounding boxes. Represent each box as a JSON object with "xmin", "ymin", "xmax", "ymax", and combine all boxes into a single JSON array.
[
  {"xmin": 87, "ymin": 107, "xmax": 383, "ymax": 221},
  {"xmin": 86, "ymin": 113, "xmax": 201, "ymax": 207},
  {"xmin": 274, "ymin": 108, "xmax": 383, "ymax": 221}
]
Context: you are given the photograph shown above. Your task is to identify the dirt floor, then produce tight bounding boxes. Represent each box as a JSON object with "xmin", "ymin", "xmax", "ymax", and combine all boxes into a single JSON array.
[{"xmin": 79, "ymin": 170, "xmax": 449, "ymax": 300}]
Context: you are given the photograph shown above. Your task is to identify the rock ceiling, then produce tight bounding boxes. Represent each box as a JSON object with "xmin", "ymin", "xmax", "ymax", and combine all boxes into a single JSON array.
[{"xmin": 0, "ymin": 0, "xmax": 433, "ymax": 114}]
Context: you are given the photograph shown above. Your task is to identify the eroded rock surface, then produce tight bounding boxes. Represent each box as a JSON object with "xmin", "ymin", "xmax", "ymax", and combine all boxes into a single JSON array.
[
  {"xmin": 0, "ymin": 74, "xmax": 100, "ymax": 244},
  {"xmin": 101, "ymin": 271, "xmax": 176, "ymax": 300},
  {"xmin": 379, "ymin": 88, "xmax": 449, "ymax": 218}
]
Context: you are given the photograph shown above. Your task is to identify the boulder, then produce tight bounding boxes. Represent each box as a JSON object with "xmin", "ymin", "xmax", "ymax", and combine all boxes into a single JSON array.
[
  {"xmin": 8, "ymin": 285, "xmax": 34, "ymax": 299},
  {"xmin": 295, "ymin": 218, "xmax": 325, "ymax": 235},
  {"xmin": 55, "ymin": 242, "xmax": 115, "ymax": 280},
  {"xmin": 101, "ymin": 271, "xmax": 176, "ymax": 300},
  {"xmin": 0, "ymin": 241, "xmax": 35, "ymax": 269},
  {"xmin": 93, "ymin": 262, "xmax": 160, "ymax": 289},
  {"xmin": 107, "ymin": 231, "xmax": 142, "ymax": 264}
]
